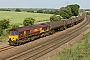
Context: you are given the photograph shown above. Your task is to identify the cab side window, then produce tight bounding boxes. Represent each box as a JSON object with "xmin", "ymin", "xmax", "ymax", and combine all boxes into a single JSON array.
[
  {"xmin": 9, "ymin": 31, "xmax": 13, "ymax": 35},
  {"xmin": 26, "ymin": 30, "xmax": 30, "ymax": 35}
]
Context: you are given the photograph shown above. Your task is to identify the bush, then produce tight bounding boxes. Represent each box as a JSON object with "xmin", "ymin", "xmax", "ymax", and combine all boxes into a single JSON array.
[
  {"xmin": 0, "ymin": 19, "xmax": 10, "ymax": 36},
  {"xmin": 50, "ymin": 15, "xmax": 61, "ymax": 22},
  {"xmin": 23, "ymin": 17, "xmax": 35, "ymax": 26},
  {"xmin": 86, "ymin": 12, "xmax": 90, "ymax": 15},
  {"xmin": 15, "ymin": 8, "xmax": 21, "ymax": 12},
  {"xmin": 0, "ymin": 27, "xmax": 3, "ymax": 36}
]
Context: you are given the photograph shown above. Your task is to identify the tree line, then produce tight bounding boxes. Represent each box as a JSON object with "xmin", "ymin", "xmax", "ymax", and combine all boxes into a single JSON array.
[
  {"xmin": 21, "ymin": 4, "xmax": 80, "ymax": 26},
  {"xmin": 50, "ymin": 4, "xmax": 80, "ymax": 21}
]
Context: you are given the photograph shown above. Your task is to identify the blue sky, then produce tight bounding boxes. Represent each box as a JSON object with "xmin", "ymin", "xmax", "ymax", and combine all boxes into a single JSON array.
[{"xmin": 0, "ymin": 0, "xmax": 89, "ymax": 9}]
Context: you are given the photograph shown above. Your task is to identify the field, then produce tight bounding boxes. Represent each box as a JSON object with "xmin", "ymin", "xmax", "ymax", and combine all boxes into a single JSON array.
[
  {"xmin": 0, "ymin": 11, "xmax": 52, "ymax": 24},
  {"xmin": 51, "ymin": 32, "xmax": 90, "ymax": 60}
]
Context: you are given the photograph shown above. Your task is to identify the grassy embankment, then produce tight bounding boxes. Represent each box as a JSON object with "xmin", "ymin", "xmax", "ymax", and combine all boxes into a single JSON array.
[
  {"xmin": 0, "ymin": 11, "xmax": 52, "ymax": 45},
  {"xmin": 0, "ymin": 35, "xmax": 8, "ymax": 45},
  {"xmin": 51, "ymin": 32, "xmax": 90, "ymax": 60}
]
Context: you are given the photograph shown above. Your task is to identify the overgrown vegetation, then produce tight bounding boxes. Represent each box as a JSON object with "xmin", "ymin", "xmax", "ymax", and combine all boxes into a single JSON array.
[
  {"xmin": 0, "ymin": 8, "xmax": 10, "ymax": 11},
  {"xmin": 86, "ymin": 12, "xmax": 90, "ymax": 15},
  {"xmin": 23, "ymin": 17, "xmax": 35, "ymax": 26},
  {"xmin": 67, "ymin": 4, "xmax": 80, "ymax": 16},
  {"xmin": 50, "ymin": 15, "xmax": 62, "ymax": 22},
  {"xmin": 0, "ymin": 37, "xmax": 2, "ymax": 42},
  {"xmin": 50, "ymin": 4, "xmax": 80, "ymax": 20},
  {"xmin": 0, "ymin": 19, "xmax": 10, "ymax": 36},
  {"xmin": 15, "ymin": 8, "xmax": 21, "ymax": 12},
  {"xmin": 51, "ymin": 32, "xmax": 90, "ymax": 60},
  {"xmin": 59, "ymin": 6, "xmax": 72, "ymax": 19}
]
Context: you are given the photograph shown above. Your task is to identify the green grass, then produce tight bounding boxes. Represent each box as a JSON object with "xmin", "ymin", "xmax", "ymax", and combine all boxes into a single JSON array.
[
  {"xmin": 51, "ymin": 32, "xmax": 90, "ymax": 60},
  {"xmin": 0, "ymin": 11, "xmax": 52, "ymax": 24}
]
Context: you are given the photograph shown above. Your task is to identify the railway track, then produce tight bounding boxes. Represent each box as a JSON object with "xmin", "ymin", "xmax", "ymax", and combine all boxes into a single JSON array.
[
  {"xmin": 5, "ymin": 16, "xmax": 90, "ymax": 60},
  {"xmin": 0, "ymin": 45, "xmax": 15, "ymax": 52}
]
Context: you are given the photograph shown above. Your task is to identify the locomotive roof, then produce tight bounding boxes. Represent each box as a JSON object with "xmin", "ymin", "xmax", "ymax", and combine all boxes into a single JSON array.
[
  {"xmin": 14, "ymin": 25, "xmax": 38, "ymax": 30},
  {"xmin": 10, "ymin": 23, "xmax": 49, "ymax": 32}
]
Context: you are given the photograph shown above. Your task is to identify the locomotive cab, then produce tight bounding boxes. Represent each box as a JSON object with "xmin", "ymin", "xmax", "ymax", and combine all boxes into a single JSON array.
[
  {"xmin": 9, "ymin": 31, "xmax": 18, "ymax": 41},
  {"xmin": 8, "ymin": 30, "xmax": 19, "ymax": 45}
]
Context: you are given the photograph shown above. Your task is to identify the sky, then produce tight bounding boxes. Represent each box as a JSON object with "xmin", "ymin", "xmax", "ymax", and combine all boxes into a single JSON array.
[{"xmin": 0, "ymin": 0, "xmax": 89, "ymax": 9}]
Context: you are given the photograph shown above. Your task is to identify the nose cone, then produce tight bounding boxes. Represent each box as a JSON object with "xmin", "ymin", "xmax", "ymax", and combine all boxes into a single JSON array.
[{"xmin": 9, "ymin": 36, "xmax": 18, "ymax": 41}]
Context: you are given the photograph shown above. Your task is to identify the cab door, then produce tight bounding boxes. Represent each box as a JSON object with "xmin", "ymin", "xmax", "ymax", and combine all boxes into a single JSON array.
[{"xmin": 19, "ymin": 31, "xmax": 24, "ymax": 39}]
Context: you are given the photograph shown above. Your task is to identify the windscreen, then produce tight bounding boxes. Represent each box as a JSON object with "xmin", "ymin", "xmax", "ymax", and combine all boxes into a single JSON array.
[
  {"xmin": 9, "ymin": 31, "xmax": 13, "ymax": 35},
  {"xmin": 9, "ymin": 31, "xmax": 18, "ymax": 35},
  {"xmin": 14, "ymin": 31, "xmax": 18, "ymax": 35}
]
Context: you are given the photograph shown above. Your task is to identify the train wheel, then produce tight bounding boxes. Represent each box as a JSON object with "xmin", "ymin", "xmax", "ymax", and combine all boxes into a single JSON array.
[
  {"xmin": 60, "ymin": 27, "xmax": 64, "ymax": 31},
  {"xmin": 46, "ymin": 32, "xmax": 49, "ymax": 36},
  {"xmin": 40, "ymin": 34, "xmax": 44, "ymax": 38},
  {"xmin": 31, "ymin": 37, "xmax": 35, "ymax": 41},
  {"xmin": 16, "ymin": 42, "xmax": 20, "ymax": 46},
  {"xmin": 9, "ymin": 43, "xmax": 14, "ymax": 46},
  {"xmin": 64, "ymin": 26, "xmax": 67, "ymax": 30}
]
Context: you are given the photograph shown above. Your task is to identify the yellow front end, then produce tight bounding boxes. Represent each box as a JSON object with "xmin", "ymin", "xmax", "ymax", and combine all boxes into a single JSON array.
[{"xmin": 9, "ymin": 35, "xmax": 18, "ymax": 41}]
